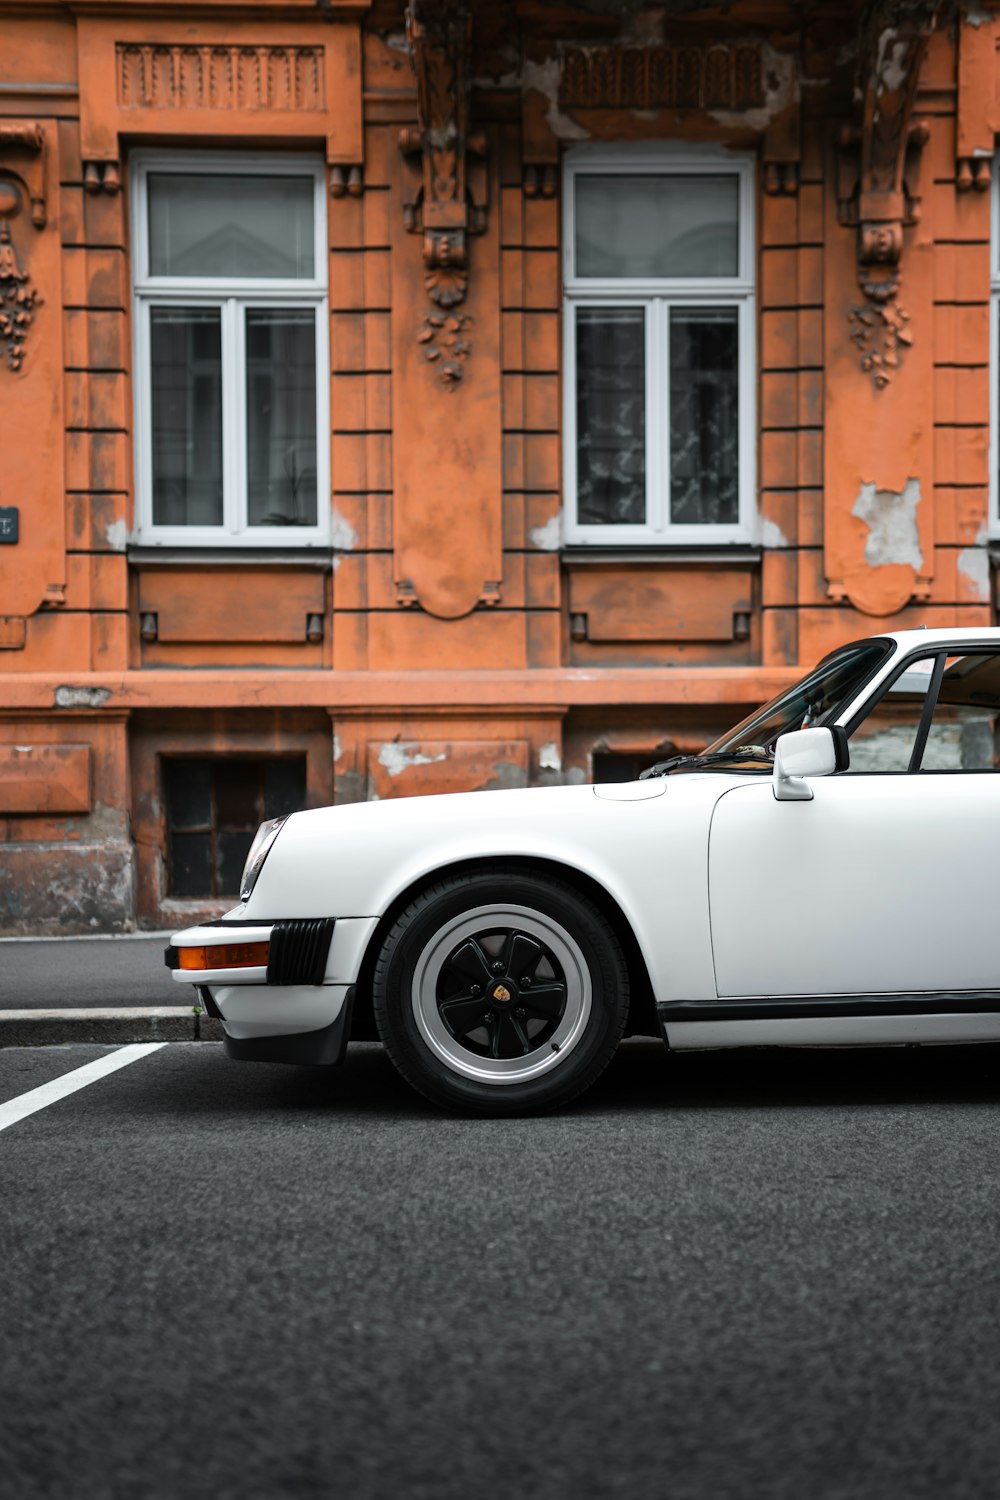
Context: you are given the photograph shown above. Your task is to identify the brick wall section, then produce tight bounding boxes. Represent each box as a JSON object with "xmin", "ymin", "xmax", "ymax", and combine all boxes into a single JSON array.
[
  {"xmin": 758, "ymin": 113, "xmax": 825, "ymax": 669},
  {"xmin": 329, "ymin": 123, "xmax": 394, "ymax": 671},
  {"xmin": 498, "ymin": 122, "xmax": 562, "ymax": 669},
  {"xmin": 59, "ymin": 117, "xmax": 130, "ymax": 675},
  {"xmin": 928, "ymin": 97, "xmax": 993, "ymax": 611}
]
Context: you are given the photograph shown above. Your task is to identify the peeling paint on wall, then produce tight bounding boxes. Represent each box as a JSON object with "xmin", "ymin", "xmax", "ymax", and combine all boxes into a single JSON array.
[
  {"xmin": 760, "ymin": 517, "xmax": 790, "ymax": 549},
  {"xmin": 522, "ymin": 57, "xmax": 591, "ymax": 140},
  {"xmin": 963, "ymin": 3, "xmax": 993, "ymax": 28},
  {"xmin": 484, "ymin": 760, "xmax": 530, "ymax": 792},
  {"xmin": 377, "ymin": 742, "xmax": 448, "ymax": 777},
  {"xmin": 538, "ymin": 740, "xmax": 561, "ymax": 771},
  {"xmin": 851, "ymin": 478, "xmax": 923, "ymax": 570},
  {"xmin": 54, "ymin": 685, "xmax": 111, "ymax": 709},
  {"xmin": 331, "ymin": 511, "xmax": 358, "ymax": 551},
  {"xmin": 530, "ymin": 515, "xmax": 561, "ymax": 551},
  {"xmin": 708, "ymin": 42, "xmax": 797, "ymax": 131},
  {"xmin": 958, "ymin": 546, "xmax": 990, "ymax": 600},
  {"xmin": 104, "ymin": 518, "xmax": 127, "ymax": 552}
]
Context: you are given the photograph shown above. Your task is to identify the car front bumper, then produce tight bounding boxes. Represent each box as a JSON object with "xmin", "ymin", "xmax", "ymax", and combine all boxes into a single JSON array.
[{"xmin": 165, "ymin": 915, "xmax": 379, "ymax": 1056}]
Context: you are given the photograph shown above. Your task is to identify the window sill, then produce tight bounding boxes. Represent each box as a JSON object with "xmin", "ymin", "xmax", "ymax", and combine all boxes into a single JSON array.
[
  {"xmin": 560, "ymin": 545, "xmax": 761, "ymax": 566},
  {"xmin": 128, "ymin": 546, "xmax": 334, "ymax": 568}
]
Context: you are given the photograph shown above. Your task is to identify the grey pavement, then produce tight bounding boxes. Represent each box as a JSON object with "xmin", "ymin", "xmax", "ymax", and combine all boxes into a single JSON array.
[
  {"xmin": 0, "ymin": 935, "xmax": 186, "ymax": 1009},
  {"xmin": 4, "ymin": 1036, "xmax": 1000, "ymax": 1498}
]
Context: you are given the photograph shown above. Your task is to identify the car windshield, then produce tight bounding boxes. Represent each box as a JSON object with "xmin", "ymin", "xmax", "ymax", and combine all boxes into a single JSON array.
[{"xmin": 703, "ymin": 639, "xmax": 893, "ymax": 761}]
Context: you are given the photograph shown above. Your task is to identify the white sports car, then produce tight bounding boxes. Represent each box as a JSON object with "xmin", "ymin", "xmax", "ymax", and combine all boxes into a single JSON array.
[{"xmin": 166, "ymin": 628, "xmax": 1000, "ymax": 1114}]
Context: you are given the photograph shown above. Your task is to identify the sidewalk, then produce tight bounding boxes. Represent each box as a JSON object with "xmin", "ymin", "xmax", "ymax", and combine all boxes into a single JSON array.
[{"xmin": 0, "ymin": 935, "xmax": 223, "ymax": 1046}]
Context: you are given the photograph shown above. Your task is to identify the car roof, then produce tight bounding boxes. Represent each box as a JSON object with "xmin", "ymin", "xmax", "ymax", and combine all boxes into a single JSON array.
[{"xmin": 877, "ymin": 627, "xmax": 1000, "ymax": 649}]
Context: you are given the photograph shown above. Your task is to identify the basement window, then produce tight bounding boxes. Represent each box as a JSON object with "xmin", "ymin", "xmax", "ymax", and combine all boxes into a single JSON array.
[
  {"xmin": 163, "ymin": 757, "xmax": 306, "ymax": 899},
  {"xmin": 130, "ymin": 152, "xmax": 329, "ymax": 548},
  {"xmin": 563, "ymin": 145, "xmax": 756, "ymax": 547}
]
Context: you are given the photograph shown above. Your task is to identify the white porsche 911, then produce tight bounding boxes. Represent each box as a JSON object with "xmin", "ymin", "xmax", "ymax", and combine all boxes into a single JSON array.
[{"xmin": 166, "ymin": 628, "xmax": 1000, "ymax": 1114}]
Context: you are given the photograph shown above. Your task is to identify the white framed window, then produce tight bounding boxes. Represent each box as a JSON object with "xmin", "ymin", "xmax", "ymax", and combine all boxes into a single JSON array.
[
  {"xmin": 563, "ymin": 144, "xmax": 756, "ymax": 547},
  {"xmin": 130, "ymin": 152, "xmax": 329, "ymax": 547}
]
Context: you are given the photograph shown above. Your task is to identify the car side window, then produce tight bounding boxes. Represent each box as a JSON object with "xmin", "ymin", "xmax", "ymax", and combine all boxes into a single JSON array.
[
  {"xmin": 921, "ymin": 655, "xmax": 999, "ymax": 771},
  {"xmin": 847, "ymin": 651, "xmax": 1000, "ymax": 773},
  {"xmin": 845, "ymin": 655, "xmax": 937, "ymax": 772}
]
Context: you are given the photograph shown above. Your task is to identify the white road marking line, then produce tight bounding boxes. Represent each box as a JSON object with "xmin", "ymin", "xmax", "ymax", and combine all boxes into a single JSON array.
[{"xmin": 0, "ymin": 1043, "xmax": 167, "ymax": 1134}]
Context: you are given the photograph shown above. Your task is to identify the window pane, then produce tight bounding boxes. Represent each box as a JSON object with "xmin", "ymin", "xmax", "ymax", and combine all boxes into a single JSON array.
[
  {"xmin": 264, "ymin": 759, "xmax": 306, "ymax": 818},
  {"xmin": 148, "ymin": 174, "xmax": 315, "ymax": 279},
  {"xmin": 150, "ymin": 308, "xmax": 223, "ymax": 528},
  {"xmin": 214, "ymin": 761, "xmax": 262, "ymax": 829},
  {"xmin": 576, "ymin": 308, "xmax": 646, "ymax": 527},
  {"xmin": 217, "ymin": 831, "xmax": 256, "ymax": 894},
  {"xmin": 670, "ymin": 307, "xmax": 739, "ymax": 526},
  {"xmin": 575, "ymin": 174, "xmax": 739, "ymax": 279},
  {"xmin": 847, "ymin": 657, "xmax": 936, "ymax": 773},
  {"xmin": 168, "ymin": 832, "xmax": 212, "ymax": 898},
  {"xmin": 922, "ymin": 655, "xmax": 1000, "ymax": 771},
  {"xmin": 163, "ymin": 760, "xmax": 212, "ymax": 829},
  {"xmin": 246, "ymin": 310, "xmax": 318, "ymax": 528}
]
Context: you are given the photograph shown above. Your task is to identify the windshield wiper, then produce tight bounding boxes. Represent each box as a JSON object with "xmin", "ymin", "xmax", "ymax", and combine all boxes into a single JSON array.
[{"xmin": 638, "ymin": 745, "xmax": 773, "ymax": 780}]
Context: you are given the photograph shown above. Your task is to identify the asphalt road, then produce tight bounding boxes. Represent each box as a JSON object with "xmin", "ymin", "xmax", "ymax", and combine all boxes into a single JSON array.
[
  {"xmin": 4, "ymin": 1037, "xmax": 1000, "ymax": 1499},
  {"xmin": 0, "ymin": 936, "xmax": 184, "ymax": 1009}
]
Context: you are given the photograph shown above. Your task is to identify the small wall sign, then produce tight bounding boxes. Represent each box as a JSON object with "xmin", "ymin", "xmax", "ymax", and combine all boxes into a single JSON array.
[{"xmin": 0, "ymin": 508, "xmax": 18, "ymax": 544}]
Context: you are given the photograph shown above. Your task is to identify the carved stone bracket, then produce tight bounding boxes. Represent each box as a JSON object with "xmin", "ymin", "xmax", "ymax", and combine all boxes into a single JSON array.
[
  {"xmin": 836, "ymin": 0, "xmax": 942, "ymax": 386},
  {"xmin": 399, "ymin": 0, "xmax": 488, "ymax": 385},
  {"xmin": 0, "ymin": 124, "xmax": 46, "ymax": 227},
  {"xmin": 763, "ymin": 103, "xmax": 801, "ymax": 197},
  {"xmin": 956, "ymin": 156, "xmax": 991, "ymax": 192},
  {"xmin": 523, "ymin": 163, "xmax": 557, "ymax": 199},
  {"xmin": 330, "ymin": 163, "xmax": 363, "ymax": 197},
  {"xmin": 83, "ymin": 160, "xmax": 121, "ymax": 195},
  {"xmin": 0, "ymin": 125, "xmax": 46, "ymax": 372}
]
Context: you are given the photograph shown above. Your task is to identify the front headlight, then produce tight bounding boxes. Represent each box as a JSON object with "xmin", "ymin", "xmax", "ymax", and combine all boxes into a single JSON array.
[{"xmin": 240, "ymin": 817, "xmax": 286, "ymax": 901}]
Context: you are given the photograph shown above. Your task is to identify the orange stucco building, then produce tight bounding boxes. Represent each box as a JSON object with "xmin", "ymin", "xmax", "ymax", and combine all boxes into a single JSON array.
[{"xmin": 0, "ymin": 0, "xmax": 996, "ymax": 931}]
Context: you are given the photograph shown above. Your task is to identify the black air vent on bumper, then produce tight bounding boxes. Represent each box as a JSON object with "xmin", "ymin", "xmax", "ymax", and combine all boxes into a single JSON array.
[{"xmin": 266, "ymin": 919, "xmax": 335, "ymax": 986}]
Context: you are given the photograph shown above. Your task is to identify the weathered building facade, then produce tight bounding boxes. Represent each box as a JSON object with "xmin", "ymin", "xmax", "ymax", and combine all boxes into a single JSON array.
[{"xmin": 0, "ymin": 0, "xmax": 996, "ymax": 931}]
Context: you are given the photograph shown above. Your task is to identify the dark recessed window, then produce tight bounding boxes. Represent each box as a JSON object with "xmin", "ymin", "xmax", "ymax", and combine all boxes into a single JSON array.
[
  {"xmin": 591, "ymin": 752, "xmax": 669, "ymax": 784},
  {"xmin": 163, "ymin": 757, "xmax": 306, "ymax": 898}
]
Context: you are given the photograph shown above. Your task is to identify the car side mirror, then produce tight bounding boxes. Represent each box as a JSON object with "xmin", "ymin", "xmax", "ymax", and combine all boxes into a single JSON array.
[{"xmin": 772, "ymin": 726, "xmax": 848, "ymax": 802}]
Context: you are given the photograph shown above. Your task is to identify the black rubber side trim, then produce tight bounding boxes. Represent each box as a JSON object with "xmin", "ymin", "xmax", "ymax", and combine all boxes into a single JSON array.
[
  {"xmin": 164, "ymin": 947, "xmax": 180, "ymax": 970},
  {"xmin": 659, "ymin": 991, "xmax": 1000, "ymax": 1023},
  {"xmin": 831, "ymin": 724, "xmax": 850, "ymax": 772},
  {"xmin": 266, "ymin": 918, "xmax": 335, "ymax": 986},
  {"xmin": 224, "ymin": 987, "xmax": 355, "ymax": 1067},
  {"xmin": 198, "ymin": 984, "xmax": 222, "ymax": 1020}
]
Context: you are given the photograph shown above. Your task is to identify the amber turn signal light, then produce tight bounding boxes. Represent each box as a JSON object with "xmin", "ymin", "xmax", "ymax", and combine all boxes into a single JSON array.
[{"xmin": 177, "ymin": 942, "xmax": 270, "ymax": 971}]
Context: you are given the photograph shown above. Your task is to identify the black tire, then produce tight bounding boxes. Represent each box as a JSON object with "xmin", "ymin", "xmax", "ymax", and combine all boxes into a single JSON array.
[{"xmin": 372, "ymin": 866, "xmax": 629, "ymax": 1115}]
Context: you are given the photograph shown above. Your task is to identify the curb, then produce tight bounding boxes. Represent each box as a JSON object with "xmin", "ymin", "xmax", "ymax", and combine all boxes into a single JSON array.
[{"xmin": 0, "ymin": 1008, "xmax": 226, "ymax": 1047}]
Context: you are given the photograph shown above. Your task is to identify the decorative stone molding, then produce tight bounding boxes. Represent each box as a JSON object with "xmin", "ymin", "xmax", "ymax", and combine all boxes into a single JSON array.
[
  {"xmin": 329, "ymin": 163, "xmax": 363, "ymax": 197},
  {"xmin": 956, "ymin": 156, "xmax": 991, "ymax": 192},
  {"xmin": 416, "ymin": 310, "xmax": 473, "ymax": 387},
  {"xmin": 398, "ymin": 0, "xmax": 488, "ymax": 383},
  {"xmin": 83, "ymin": 160, "xmax": 120, "ymax": 195},
  {"xmin": 116, "ymin": 42, "xmax": 325, "ymax": 112},
  {"xmin": 836, "ymin": 0, "xmax": 942, "ymax": 386},
  {"xmin": 0, "ymin": 124, "xmax": 46, "ymax": 227},
  {"xmin": 0, "ymin": 125, "xmax": 46, "ymax": 373},
  {"xmin": 522, "ymin": 163, "xmax": 557, "ymax": 199},
  {"xmin": 558, "ymin": 44, "xmax": 764, "ymax": 112}
]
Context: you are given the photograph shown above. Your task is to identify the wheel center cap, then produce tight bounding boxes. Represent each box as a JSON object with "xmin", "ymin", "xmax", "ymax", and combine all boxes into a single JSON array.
[{"xmin": 491, "ymin": 982, "xmax": 513, "ymax": 1004}]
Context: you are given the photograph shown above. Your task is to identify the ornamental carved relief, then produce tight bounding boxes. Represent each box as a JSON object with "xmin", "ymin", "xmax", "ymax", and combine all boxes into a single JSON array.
[
  {"xmin": 399, "ymin": 0, "xmax": 488, "ymax": 387},
  {"xmin": 117, "ymin": 43, "xmax": 325, "ymax": 112},
  {"xmin": 558, "ymin": 44, "xmax": 764, "ymax": 112},
  {"xmin": 0, "ymin": 125, "xmax": 46, "ymax": 374},
  {"xmin": 836, "ymin": 0, "xmax": 943, "ymax": 388}
]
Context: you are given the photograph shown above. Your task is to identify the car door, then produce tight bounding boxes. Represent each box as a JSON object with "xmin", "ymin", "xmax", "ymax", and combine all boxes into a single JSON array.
[{"xmin": 708, "ymin": 648, "xmax": 1000, "ymax": 998}]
